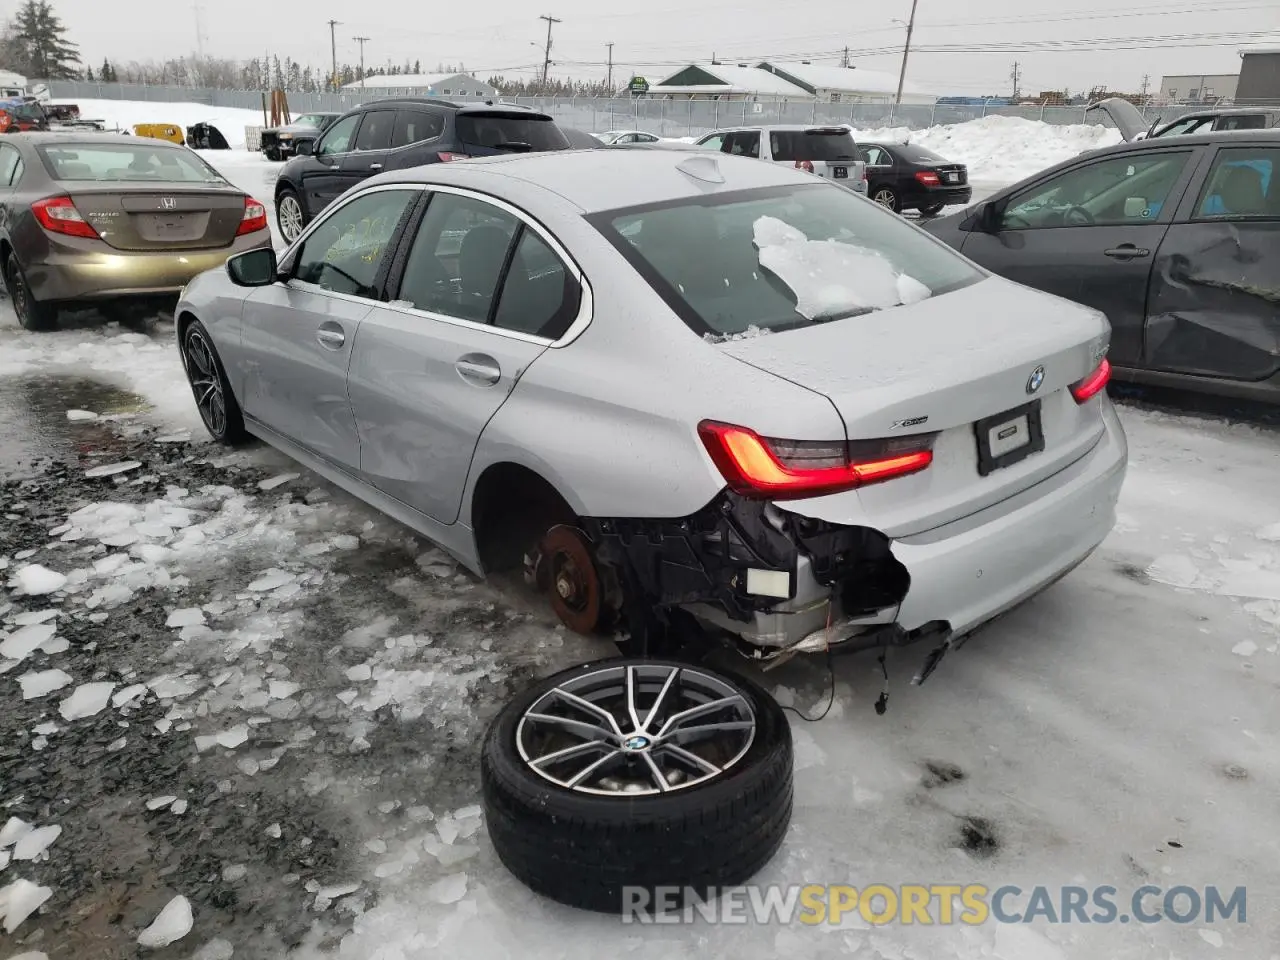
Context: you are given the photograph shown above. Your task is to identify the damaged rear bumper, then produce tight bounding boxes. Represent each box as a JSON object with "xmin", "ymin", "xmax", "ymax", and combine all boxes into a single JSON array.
[{"xmin": 592, "ymin": 402, "xmax": 1126, "ymax": 660}]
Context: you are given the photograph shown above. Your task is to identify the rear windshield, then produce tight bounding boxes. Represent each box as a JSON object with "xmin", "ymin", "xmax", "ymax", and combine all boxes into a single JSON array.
[
  {"xmin": 769, "ymin": 129, "xmax": 862, "ymax": 163},
  {"xmin": 455, "ymin": 113, "xmax": 569, "ymax": 151},
  {"xmin": 895, "ymin": 144, "xmax": 948, "ymax": 163},
  {"xmin": 38, "ymin": 144, "xmax": 224, "ymax": 183},
  {"xmin": 593, "ymin": 183, "xmax": 982, "ymax": 340}
]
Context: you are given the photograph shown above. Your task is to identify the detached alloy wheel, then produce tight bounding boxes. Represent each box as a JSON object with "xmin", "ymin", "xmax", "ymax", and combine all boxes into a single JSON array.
[
  {"xmin": 872, "ymin": 186, "xmax": 901, "ymax": 213},
  {"xmin": 181, "ymin": 319, "xmax": 249, "ymax": 445},
  {"xmin": 482, "ymin": 658, "xmax": 793, "ymax": 913},
  {"xmin": 276, "ymin": 189, "xmax": 305, "ymax": 243}
]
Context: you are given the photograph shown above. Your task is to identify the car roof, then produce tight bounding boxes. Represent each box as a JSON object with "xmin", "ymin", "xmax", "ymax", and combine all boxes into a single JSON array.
[
  {"xmin": 705, "ymin": 125, "xmax": 853, "ymax": 134},
  {"xmin": 372, "ymin": 147, "xmax": 814, "ymax": 213},
  {"xmin": 1102, "ymin": 127, "xmax": 1280, "ymax": 153},
  {"xmin": 1166, "ymin": 107, "xmax": 1277, "ymax": 120}
]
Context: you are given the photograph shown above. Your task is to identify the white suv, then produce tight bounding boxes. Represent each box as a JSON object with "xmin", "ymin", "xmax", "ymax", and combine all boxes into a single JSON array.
[{"xmin": 696, "ymin": 125, "xmax": 868, "ymax": 194}]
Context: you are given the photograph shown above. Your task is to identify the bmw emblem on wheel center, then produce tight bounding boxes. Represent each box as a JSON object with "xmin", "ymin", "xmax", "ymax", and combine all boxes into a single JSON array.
[
  {"xmin": 623, "ymin": 735, "xmax": 651, "ymax": 751},
  {"xmin": 1026, "ymin": 365, "xmax": 1046, "ymax": 395}
]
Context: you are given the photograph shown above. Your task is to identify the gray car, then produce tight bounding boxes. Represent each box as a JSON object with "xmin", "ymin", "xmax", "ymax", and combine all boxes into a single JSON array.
[{"xmin": 174, "ymin": 149, "xmax": 1126, "ymax": 676}]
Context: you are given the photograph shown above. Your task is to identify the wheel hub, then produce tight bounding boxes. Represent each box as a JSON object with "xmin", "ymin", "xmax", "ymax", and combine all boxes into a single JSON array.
[{"xmin": 539, "ymin": 526, "xmax": 613, "ymax": 635}]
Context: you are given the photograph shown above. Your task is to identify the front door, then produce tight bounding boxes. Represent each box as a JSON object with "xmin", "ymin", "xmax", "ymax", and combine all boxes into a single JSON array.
[
  {"xmin": 348, "ymin": 189, "xmax": 582, "ymax": 524},
  {"xmin": 1145, "ymin": 144, "xmax": 1280, "ymax": 380},
  {"xmin": 238, "ymin": 186, "xmax": 421, "ymax": 471},
  {"xmin": 960, "ymin": 148, "xmax": 1197, "ymax": 367},
  {"xmin": 300, "ymin": 112, "xmax": 362, "ymax": 218}
]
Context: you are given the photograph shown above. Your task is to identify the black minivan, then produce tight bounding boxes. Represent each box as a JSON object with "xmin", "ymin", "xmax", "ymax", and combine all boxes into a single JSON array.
[{"xmin": 273, "ymin": 99, "xmax": 571, "ymax": 242}]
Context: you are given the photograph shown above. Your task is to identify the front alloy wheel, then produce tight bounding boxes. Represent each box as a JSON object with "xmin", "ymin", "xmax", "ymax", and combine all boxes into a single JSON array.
[{"xmin": 181, "ymin": 320, "xmax": 249, "ymax": 445}]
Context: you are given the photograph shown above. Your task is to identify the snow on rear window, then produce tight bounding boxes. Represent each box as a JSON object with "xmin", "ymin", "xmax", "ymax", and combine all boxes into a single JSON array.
[{"xmin": 752, "ymin": 216, "xmax": 931, "ymax": 321}]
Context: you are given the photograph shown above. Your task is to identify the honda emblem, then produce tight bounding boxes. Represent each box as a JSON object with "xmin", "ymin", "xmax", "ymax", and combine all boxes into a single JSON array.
[{"xmin": 161, "ymin": 197, "xmax": 177, "ymax": 210}]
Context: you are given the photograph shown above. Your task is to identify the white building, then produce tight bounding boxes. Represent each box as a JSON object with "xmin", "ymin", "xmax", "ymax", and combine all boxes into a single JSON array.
[
  {"xmin": 342, "ymin": 72, "xmax": 498, "ymax": 99},
  {"xmin": 647, "ymin": 64, "xmax": 812, "ymax": 102},
  {"xmin": 1157, "ymin": 74, "xmax": 1238, "ymax": 103},
  {"xmin": 756, "ymin": 61, "xmax": 936, "ymax": 105}
]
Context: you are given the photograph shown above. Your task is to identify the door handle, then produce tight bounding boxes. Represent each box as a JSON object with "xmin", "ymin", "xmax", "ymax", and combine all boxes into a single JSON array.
[
  {"xmin": 369, "ymin": 163, "xmax": 383, "ymax": 171},
  {"xmin": 455, "ymin": 356, "xmax": 501, "ymax": 385},
  {"xmin": 315, "ymin": 324, "xmax": 346, "ymax": 350},
  {"xmin": 1103, "ymin": 245, "xmax": 1150, "ymax": 260}
]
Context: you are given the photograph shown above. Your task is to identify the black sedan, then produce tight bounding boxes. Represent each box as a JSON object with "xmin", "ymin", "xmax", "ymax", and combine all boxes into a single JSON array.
[
  {"xmin": 861, "ymin": 142, "xmax": 971, "ymax": 215},
  {"xmin": 925, "ymin": 129, "xmax": 1280, "ymax": 403}
]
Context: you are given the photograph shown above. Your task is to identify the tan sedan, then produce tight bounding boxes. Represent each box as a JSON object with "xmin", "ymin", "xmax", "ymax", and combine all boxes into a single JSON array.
[{"xmin": 0, "ymin": 132, "xmax": 271, "ymax": 330}]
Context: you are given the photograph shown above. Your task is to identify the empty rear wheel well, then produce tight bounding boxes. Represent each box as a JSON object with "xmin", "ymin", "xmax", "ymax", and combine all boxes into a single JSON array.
[{"xmin": 471, "ymin": 463, "xmax": 576, "ymax": 575}]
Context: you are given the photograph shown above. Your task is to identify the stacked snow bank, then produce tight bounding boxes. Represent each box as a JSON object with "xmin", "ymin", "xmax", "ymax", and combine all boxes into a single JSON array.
[{"xmin": 852, "ymin": 115, "xmax": 1124, "ymax": 186}]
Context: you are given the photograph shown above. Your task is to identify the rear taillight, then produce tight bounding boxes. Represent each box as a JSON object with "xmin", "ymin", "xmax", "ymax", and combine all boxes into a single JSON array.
[
  {"xmin": 437, "ymin": 152, "xmax": 471, "ymax": 163},
  {"xmin": 31, "ymin": 196, "xmax": 98, "ymax": 239},
  {"xmin": 794, "ymin": 159, "xmax": 815, "ymax": 173},
  {"xmin": 236, "ymin": 196, "xmax": 268, "ymax": 236},
  {"xmin": 698, "ymin": 421, "xmax": 934, "ymax": 499},
  {"xmin": 1070, "ymin": 358, "xmax": 1111, "ymax": 404},
  {"xmin": 914, "ymin": 171, "xmax": 941, "ymax": 187}
]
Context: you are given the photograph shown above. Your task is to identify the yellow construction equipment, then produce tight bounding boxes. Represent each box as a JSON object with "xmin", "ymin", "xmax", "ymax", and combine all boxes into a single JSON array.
[{"xmin": 131, "ymin": 123, "xmax": 185, "ymax": 144}]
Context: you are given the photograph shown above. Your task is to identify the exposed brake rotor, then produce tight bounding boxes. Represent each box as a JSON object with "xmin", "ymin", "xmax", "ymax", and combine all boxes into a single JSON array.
[{"xmin": 531, "ymin": 525, "xmax": 619, "ymax": 635}]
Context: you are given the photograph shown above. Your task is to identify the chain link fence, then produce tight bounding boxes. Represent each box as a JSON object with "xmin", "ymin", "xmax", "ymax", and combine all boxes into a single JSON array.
[{"xmin": 36, "ymin": 78, "xmax": 1224, "ymax": 136}]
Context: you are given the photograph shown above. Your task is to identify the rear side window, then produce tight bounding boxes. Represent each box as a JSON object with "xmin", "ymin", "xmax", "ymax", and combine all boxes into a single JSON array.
[
  {"xmin": 493, "ymin": 229, "xmax": 579, "ymax": 338},
  {"xmin": 770, "ymin": 130, "xmax": 860, "ymax": 163},
  {"xmin": 1196, "ymin": 147, "xmax": 1278, "ymax": 218},
  {"xmin": 593, "ymin": 183, "xmax": 981, "ymax": 339},
  {"xmin": 0, "ymin": 144, "xmax": 19, "ymax": 184},
  {"xmin": 354, "ymin": 111, "xmax": 394, "ymax": 151},
  {"xmin": 1216, "ymin": 114, "xmax": 1267, "ymax": 131},
  {"xmin": 455, "ymin": 113, "xmax": 570, "ymax": 151},
  {"xmin": 724, "ymin": 131, "xmax": 759, "ymax": 158},
  {"xmin": 392, "ymin": 110, "xmax": 444, "ymax": 148}
]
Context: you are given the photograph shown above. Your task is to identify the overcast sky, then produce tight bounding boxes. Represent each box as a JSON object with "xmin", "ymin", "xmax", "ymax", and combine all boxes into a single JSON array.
[{"xmin": 46, "ymin": 0, "xmax": 1278, "ymax": 95}]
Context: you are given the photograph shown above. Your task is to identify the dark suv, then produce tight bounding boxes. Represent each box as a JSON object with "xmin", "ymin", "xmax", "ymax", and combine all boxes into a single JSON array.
[{"xmin": 273, "ymin": 99, "xmax": 571, "ymax": 242}]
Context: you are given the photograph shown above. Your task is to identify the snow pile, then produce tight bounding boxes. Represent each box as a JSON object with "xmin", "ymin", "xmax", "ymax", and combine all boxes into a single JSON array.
[
  {"xmin": 56, "ymin": 98, "xmax": 266, "ymax": 150},
  {"xmin": 852, "ymin": 115, "xmax": 1123, "ymax": 185}
]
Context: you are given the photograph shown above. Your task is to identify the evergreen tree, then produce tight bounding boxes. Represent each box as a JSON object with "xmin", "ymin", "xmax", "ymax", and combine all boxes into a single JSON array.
[
  {"xmin": 84, "ymin": 64, "xmax": 92, "ymax": 80},
  {"xmin": 100, "ymin": 57, "xmax": 115, "ymax": 82},
  {"xmin": 413, "ymin": 59, "xmax": 421, "ymax": 75},
  {"xmin": 12, "ymin": 0, "xmax": 79, "ymax": 79}
]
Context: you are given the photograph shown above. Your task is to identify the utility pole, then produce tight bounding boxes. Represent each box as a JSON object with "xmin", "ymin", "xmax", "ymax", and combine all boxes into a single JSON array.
[
  {"xmin": 193, "ymin": 3, "xmax": 205, "ymax": 60},
  {"xmin": 1140, "ymin": 73, "xmax": 1150, "ymax": 101},
  {"xmin": 354, "ymin": 36, "xmax": 370, "ymax": 88},
  {"xmin": 328, "ymin": 19, "xmax": 341, "ymax": 91},
  {"xmin": 894, "ymin": 0, "xmax": 919, "ymax": 106},
  {"xmin": 841, "ymin": 46, "xmax": 849, "ymax": 69},
  {"xmin": 538, "ymin": 14, "xmax": 561, "ymax": 89},
  {"xmin": 606, "ymin": 42, "xmax": 614, "ymax": 91},
  {"xmin": 1010, "ymin": 60, "xmax": 1021, "ymax": 100}
]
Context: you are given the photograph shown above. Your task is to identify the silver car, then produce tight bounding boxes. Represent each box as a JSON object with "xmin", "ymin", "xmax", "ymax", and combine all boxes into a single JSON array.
[
  {"xmin": 696, "ymin": 125, "xmax": 869, "ymax": 194},
  {"xmin": 175, "ymin": 149, "xmax": 1126, "ymax": 676}
]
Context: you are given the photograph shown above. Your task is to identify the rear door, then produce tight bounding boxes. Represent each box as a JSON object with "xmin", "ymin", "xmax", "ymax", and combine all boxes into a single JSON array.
[
  {"xmin": 348, "ymin": 188, "xmax": 580, "ymax": 524},
  {"xmin": 237, "ymin": 186, "xmax": 421, "ymax": 471},
  {"xmin": 386, "ymin": 109, "xmax": 446, "ymax": 168},
  {"xmin": 1144, "ymin": 143, "xmax": 1280, "ymax": 380},
  {"xmin": 339, "ymin": 109, "xmax": 394, "ymax": 189},
  {"xmin": 301, "ymin": 112, "xmax": 361, "ymax": 215},
  {"xmin": 959, "ymin": 146, "xmax": 1200, "ymax": 367},
  {"xmin": 452, "ymin": 110, "xmax": 570, "ymax": 157}
]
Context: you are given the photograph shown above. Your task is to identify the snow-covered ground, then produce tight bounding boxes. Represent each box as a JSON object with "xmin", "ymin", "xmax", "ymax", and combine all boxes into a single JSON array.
[
  {"xmin": 66, "ymin": 99, "xmax": 268, "ymax": 150},
  {"xmin": 2, "ymin": 106, "xmax": 1277, "ymax": 959}
]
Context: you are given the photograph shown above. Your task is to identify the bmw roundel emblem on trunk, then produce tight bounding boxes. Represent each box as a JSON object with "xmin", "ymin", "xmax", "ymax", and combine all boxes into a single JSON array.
[{"xmin": 1026, "ymin": 365, "xmax": 1045, "ymax": 395}]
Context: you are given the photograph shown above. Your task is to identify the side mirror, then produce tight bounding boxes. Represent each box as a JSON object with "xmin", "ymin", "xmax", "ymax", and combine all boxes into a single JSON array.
[
  {"xmin": 962, "ymin": 200, "xmax": 999, "ymax": 233},
  {"xmin": 226, "ymin": 247, "xmax": 278, "ymax": 287},
  {"xmin": 296, "ymin": 140, "xmax": 314, "ymax": 157}
]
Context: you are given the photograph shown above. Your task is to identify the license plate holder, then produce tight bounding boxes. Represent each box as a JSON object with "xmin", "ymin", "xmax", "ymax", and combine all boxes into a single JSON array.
[
  {"xmin": 943, "ymin": 172, "xmax": 958, "ymax": 183},
  {"xmin": 832, "ymin": 166, "xmax": 847, "ymax": 179},
  {"xmin": 974, "ymin": 399, "xmax": 1044, "ymax": 476}
]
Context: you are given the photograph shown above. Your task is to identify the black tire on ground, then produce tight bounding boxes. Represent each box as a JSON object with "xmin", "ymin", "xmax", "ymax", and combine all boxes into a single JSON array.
[
  {"xmin": 5, "ymin": 253, "xmax": 57, "ymax": 331},
  {"xmin": 265, "ymin": 147, "xmax": 281, "ymax": 162},
  {"xmin": 180, "ymin": 317, "xmax": 251, "ymax": 445},
  {"xmin": 918, "ymin": 203, "xmax": 945, "ymax": 217},
  {"xmin": 871, "ymin": 186, "xmax": 901, "ymax": 213},
  {"xmin": 482, "ymin": 657, "xmax": 793, "ymax": 914}
]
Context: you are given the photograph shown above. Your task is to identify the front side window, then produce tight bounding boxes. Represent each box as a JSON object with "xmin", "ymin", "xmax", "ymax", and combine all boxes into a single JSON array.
[
  {"xmin": 1001, "ymin": 151, "xmax": 1191, "ymax": 229},
  {"xmin": 317, "ymin": 114, "xmax": 360, "ymax": 156},
  {"xmin": 725, "ymin": 131, "xmax": 759, "ymax": 158},
  {"xmin": 593, "ymin": 182, "xmax": 981, "ymax": 339},
  {"xmin": 293, "ymin": 189, "xmax": 417, "ymax": 297},
  {"xmin": 38, "ymin": 144, "xmax": 222, "ymax": 182},
  {"xmin": 1196, "ymin": 147, "xmax": 1277, "ymax": 218},
  {"xmin": 863, "ymin": 146, "xmax": 891, "ymax": 166},
  {"xmin": 699, "ymin": 133, "xmax": 725, "ymax": 151}
]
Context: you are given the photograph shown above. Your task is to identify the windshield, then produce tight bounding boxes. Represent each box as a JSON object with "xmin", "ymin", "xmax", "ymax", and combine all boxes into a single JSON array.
[
  {"xmin": 13, "ymin": 101, "xmax": 44, "ymax": 121},
  {"xmin": 769, "ymin": 129, "xmax": 861, "ymax": 162},
  {"xmin": 455, "ymin": 114, "xmax": 569, "ymax": 151},
  {"xmin": 295, "ymin": 114, "xmax": 330, "ymax": 127},
  {"xmin": 39, "ymin": 144, "xmax": 224, "ymax": 183},
  {"xmin": 594, "ymin": 183, "xmax": 982, "ymax": 339}
]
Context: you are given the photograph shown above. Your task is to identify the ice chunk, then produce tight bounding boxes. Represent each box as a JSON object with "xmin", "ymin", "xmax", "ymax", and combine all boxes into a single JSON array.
[
  {"xmin": 267, "ymin": 679, "xmax": 300, "ymax": 700},
  {"xmin": 0, "ymin": 817, "xmax": 32, "ymax": 847},
  {"xmin": 12, "ymin": 609, "xmax": 58, "ymax": 626},
  {"xmin": 0, "ymin": 877, "xmax": 53, "ymax": 932},
  {"xmin": 136, "ymin": 895, "xmax": 193, "ymax": 948},
  {"xmin": 1232, "ymin": 640, "xmax": 1258, "ymax": 657},
  {"xmin": 12, "ymin": 825, "xmax": 60, "ymax": 860},
  {"xmin": 66, "ymin": 409, "xmax": 98, "ymax": 421},
  {"xmin": 317, "ymin": 882, "xmax": 360, "ymax": 900},
  {"xmin": 258, "ymin": 473, "xmax": 299, "ymax": 491},
  {"xmin": 7, "ymin": 564, "xmax": 67, "ymax": 596},
  {"xmin": 112, "ymin": 683, "xmax": 148, "ymax": 708},
  {"xmin": 165, "ymin": 608, "xmax": 206, "ymax": 628},
  {"xmin": 59, "ymin": 681, "xmax": 115, "ymax": 721},
  {"xmin": 264, "ymin": 823, "xmax": 281, "ymax": 839},
  {"xmin": 32, "ymin": 722, "xmax": 57, "ymax": 735},
  {"xmin": 1147, "ymin": 554, "xmax": 1200, "ymax": 588},
  {"xmin": 1198, "ymin": 929, "xmax": 1224, "ymax": 948},
  {"xmin": 437, "ymin": 819, "xmax": 460, "ymax": 845},
  {"xmin": 331, "ymin": 535, "xmax": 359, "ymax": 550},
  {"xmin": 452, "ymin": 804, "xmax": 481, "ymax": 820},
  {"xmin": 107, "ymin": 737, "xmax": 127, "ymax": 752},
  {"xmin": 345, "ymin": 664, "xmax": 372, "ymax": 682},
  {"xmin": 426, "ymin": 872, "xmax": 468, "ymax": 905},
  {"xmin": 222, "ymin": 864, "xmax": 247, "ymax": 882},
  {"xmin": 363, "ymin": 838, "xmax": 388, "ymax": 854},
  {"xmin": 85, "ymin": 461, "xmax": 143, "ymax": 478},
  {"xmin": 171, "ymin": 800, "xmax": 188, "ymax": 815},
  {"xmin": 1255, "ymin": 522, "xmax": 1280, "ymax": 541},
  {"xmin": 217, "ymin": 725, "xmax": 249, "ymax": 748},
  {"xmin": 247, "ymin": 569, "xmax": 295, "ymax": 592},
  {"xmin": 149, "ymin": 674, "xmax": 200, "ymax": 699},
  {"xmin": 18, "ymin": 669, "xmax": 73, "ymax": 700},
  {"xmin": 146, "ymin": 796, "xmax": 178, "ymax": 811},
  {"xmin": 93, "ymin": 554, "xmax": 131, "ymax": 575},
  {"xmin": 0, "ymin": 623, "xmax": 58, "ymax": 661},
  {"xmin": 40, "ymin": 637, "xmax": 69, "ymax": 654},
  {"xmin": 191, "ymin": 940, "xmax": 234, "ymax": 960}
]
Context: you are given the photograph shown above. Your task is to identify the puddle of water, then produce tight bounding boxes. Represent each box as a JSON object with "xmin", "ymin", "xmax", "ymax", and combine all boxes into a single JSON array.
[{"xmin": 0, "ymin": 374, "xmax": 151, "ymax": 479}]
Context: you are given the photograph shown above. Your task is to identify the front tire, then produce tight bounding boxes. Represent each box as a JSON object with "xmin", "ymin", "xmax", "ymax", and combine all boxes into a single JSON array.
[
  {"xmin": 872, "ymin": 186, "xmax": 901, "ymax": 213},
  {"xmin": 6, "ymin": 254, "xmax": 57, "ymax": 331},
  {"xmin": 181, "ymin": 318, "xmax": 250, "ymax": 445},
  {"xmin": 482, "ymin": 658, "xmax": 793, "ymax": 913},
  {"xmin": 276, "ymin": 188, "xmax": 306, "ymax": 244}
]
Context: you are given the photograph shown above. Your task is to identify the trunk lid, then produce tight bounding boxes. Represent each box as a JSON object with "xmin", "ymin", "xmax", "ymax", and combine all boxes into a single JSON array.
[
  {"xmin": 717, "ymin": 277, "xmax": 1111, "ymax": 534},
  {"xmin": 68, "ymin": 184, "xmax": 246, "ymax": 251},
  {"xmin": 771, "ymin": 127, "xmax": 867, "ymax": 187},
  {"xmin": 932, "ymin": 163, "xmax": 967, "ymax": 186},
  {"xmin": 1085, "ymin": 97, "xmax": 1148, "ymax": 141}
]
